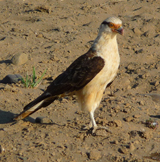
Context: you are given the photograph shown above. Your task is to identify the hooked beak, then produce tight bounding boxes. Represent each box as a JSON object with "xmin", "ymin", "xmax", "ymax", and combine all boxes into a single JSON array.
[{"xmin": 116, "ymin": 26, "xmax": 124, "ymax": 35}]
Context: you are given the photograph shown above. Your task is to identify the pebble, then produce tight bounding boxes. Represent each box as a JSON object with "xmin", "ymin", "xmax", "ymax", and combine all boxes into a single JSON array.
[
  {"xmin": 114, "ymin": 120, "xmax": 122, "ymax": 127},
  {"xmin": 36, "ymin": 33, "xmax": 43, "ymax": 38},
  {"xmin": 129, "ymin": 130, "xmax": 137, "ymax": 138},
  {"xmin": 11, "ymin": 53, "xmax": 28, "ymax": 65},
  {"xmin": 11, "ymin": 28, "xmax": 19, "ymax": 32},
  {"xmin": 142, "ymin": 73, "xmax": 148, "ymax": 79},
  {"xmin": 111, "ymin": 140, "xmax": 119, "ymax": 144},
  {"xmin": 133, "ymin": 114, "xmax": 141, "ymax": 118},
  {"xmin": 35, "ymin": 5, "xmax": 51, "ymax": 14},
  {"xmin": 133, "ymin": 27, "xmax": 142, "ymax": 36},
  {"xmin": 124, "ymin": 116, "xmax": 133, "ymax": 122},
  {"xmin": 35, "ymin": 117, "xmax": 53, "ymax": 124},
  {"xmin": 127, "ymin": 64, "xmax": 135, "ymax": 71},
  {"xmin": 135, "ymin": 49, "xmax": 143, "ymax": 54},
  {"xmin": 118, "ymin": 146, "xmax": 128, "ymax": 154},
  {"xmin": 154, "ymin": 81, "xmax": 159, "ymax": 86},
  {"xmin": 138, "ymin": 131, "xmax": 152, "ymax": 139},
  {"xmin": 0, "ymin": 145, "xmax": 5, "ymax": 153},
  {"xmin": 1, "ymin": 74, "xmax": 22, "ymax": 84},
  {"xmin": 0, "ymin": 36, "xmax": 6, "ymax": 41},
  {"xmin": 129, "ymin": 143, "xmax": 135, "ymax": 151},
  {"xmin": 139, "ymin": 100, "xmax": 144, "ymax": 106},
  {"xmin": 89, "ymin": 150, "xmax": 101, "ymax": 160},
  {"xmin": 143, "ymin": 31, "xmax": 150, "ymax": 37}
]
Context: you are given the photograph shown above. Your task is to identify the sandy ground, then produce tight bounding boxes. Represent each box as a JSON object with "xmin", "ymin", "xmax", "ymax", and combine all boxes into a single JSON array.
[{"xmin": 1, "ymin": 0, "xmax": 160, "ymax": 161}]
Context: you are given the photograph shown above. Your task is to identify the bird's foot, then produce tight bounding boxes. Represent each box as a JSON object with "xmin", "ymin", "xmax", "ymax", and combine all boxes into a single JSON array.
[
  {"xmin": 82, "ymin": 124, "xmax": 112, "ymax": 134},
  {"xmin": 92, "ymin": 125, "xmax": 112, "ymax": 134},
  {"xmin": 82, "ymin": 122, "xmax": 92, "ymax": 130}
]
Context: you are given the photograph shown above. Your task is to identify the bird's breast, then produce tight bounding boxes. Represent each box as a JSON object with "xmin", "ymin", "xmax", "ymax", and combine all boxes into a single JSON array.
[{"xmin": 82, "ymin": 48, "xmax": 120, "ymax": 96}]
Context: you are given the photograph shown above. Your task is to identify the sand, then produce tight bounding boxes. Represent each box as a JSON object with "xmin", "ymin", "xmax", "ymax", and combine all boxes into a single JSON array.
[{"xmin": 0, "ymin": 0, "xmax": 160, "ymax": 161}]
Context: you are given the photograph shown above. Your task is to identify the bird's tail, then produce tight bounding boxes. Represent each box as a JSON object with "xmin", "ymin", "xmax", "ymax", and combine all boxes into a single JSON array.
[{"xmin": 13, "ymin": 92, "xmax": 57, "ymax": 121}]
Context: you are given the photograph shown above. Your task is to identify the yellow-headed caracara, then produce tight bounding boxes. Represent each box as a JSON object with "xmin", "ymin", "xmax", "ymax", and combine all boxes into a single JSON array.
[{"xmin": 14, "ymin": 16, "xmax": 124, "ymax": 133}]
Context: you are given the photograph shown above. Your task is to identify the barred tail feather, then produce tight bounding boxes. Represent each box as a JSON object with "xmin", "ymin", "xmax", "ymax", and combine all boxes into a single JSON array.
[
  {"xmin": 13, "ymin": 100, "xmax": 44, "ymax": 120},
  {"xmin": 13, "ymin": 92, "xmax": 57, "ymax": 121}
]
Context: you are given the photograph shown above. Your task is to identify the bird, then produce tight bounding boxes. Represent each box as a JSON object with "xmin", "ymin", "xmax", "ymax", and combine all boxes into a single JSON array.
[{"xmin": 14, "ymin": 16, "xmax": 124, "ymax": 134}]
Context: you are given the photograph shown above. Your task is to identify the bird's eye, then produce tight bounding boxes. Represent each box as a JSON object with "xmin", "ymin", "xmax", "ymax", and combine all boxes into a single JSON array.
[{"xmin": 109, "ymin": 23, "xmax": 114, "ymax": 28}]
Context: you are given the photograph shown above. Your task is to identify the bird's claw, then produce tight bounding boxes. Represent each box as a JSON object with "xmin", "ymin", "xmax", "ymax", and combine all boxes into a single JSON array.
[
  {"xmin": 92, "ymin": 126, "xmax": 112, "ymax": 134},
  {"xmin": 82, "ymin": 125, "xmax": 112, "ymax": 134}
]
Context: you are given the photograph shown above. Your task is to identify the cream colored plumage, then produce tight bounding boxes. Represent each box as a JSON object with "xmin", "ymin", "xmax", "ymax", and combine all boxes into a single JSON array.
[
  {"xmin": 76, "ymin": 16, "xmax": 123, "ymax": 132},
  {"xmin": 14, "ymin": 16, "xmax": 123, "ymax": 134}
]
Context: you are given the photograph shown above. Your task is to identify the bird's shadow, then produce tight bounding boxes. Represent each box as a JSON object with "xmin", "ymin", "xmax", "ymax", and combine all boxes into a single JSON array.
[
  {"xmin": 0, "ymin": 110, "xmax": 35, "ymax": 124},
  {"xmin": 0, "ymin": 59, "xmax": 11, "ymax": 65},
  {"xmin": 0, "ymin": 110, "xmax": 95, "ymax": 136},
  {"xmin": 0, "ymin": 109, "xmax": 66, "ymax": 127},
  {"xmin": 0, "ymin": 110, "xmax": 16, "ymax": 124},
  {"xmin": 150, "ymin": 115, "xmax": 160, "ymax": 119},
  {"xmin": 0, "ymin": 109, "xmax": 68, "ymax": 126}
]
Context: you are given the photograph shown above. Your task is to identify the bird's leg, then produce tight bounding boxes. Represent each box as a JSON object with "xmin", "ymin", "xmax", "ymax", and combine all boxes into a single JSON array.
[{"xmin": 90, "ymin": 111, "xmax": 112, "ymax": 134}]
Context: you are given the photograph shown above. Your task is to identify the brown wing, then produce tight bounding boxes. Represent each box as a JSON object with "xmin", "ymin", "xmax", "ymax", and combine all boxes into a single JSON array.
[
  {"xmin": 46, "ymin": 49, "xmax": 105, "ymax": 96},
  {"xmin": 13, "ymin": 49, "xmax": 104, "ymax": 120}
]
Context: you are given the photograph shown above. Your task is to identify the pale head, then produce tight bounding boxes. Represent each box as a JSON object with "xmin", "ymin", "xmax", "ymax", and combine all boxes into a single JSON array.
[{"xmin": 99, "ymin": 16, "xmax": 124, "ymax": 35}]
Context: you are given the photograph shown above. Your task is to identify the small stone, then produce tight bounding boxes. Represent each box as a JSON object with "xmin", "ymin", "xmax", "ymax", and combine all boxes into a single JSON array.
[
  {"xmin": 89, "ymin": 150, "xmax": 101, "ymax": 160},
  {"xmin": 118, "ymin": 146, "xmax": 128, "ymax": 154},
  {"xmin": 135, "ymin": 49, "xmax": 143, "ymax": 54},
  {"xmin": 11, "ymin": 53, "xmax": 28, "ymax": 65},
  {"xmin": 129, "ymin": 143, "xmax": 135, "ymax": 151},
  {"xmin": 127, "ymin": 64, "xmax": 135, "ymax": 71},
  {"xmin": 1, "ymin": 74, "xmax": 22, "ymax": 84},
  {"xmin": 124, "ymin": 116, "xmax": 133, "ymax": 122},
  {"xmin": 113, "ymin": 120, "xmax": 122, "ymax": 127},
  {"xmin": 0, "ymin": 145, "xmax": 5, "ymax": 153},
  {"xmin": 154, "ymin": 81, "xmax": 159, "ymax": 86},
  {"xmin": 142, "ymin": 72, "xmax": 150, "ymax": 79},
  {"xmin": 142, "ymin": 74, "xmax": 146, "ymax": 79},
  {"xmin": 76, "ymin": 133, "xmax": 85, "ymax": 140},
  {"xmin": 143, "ymin": 131, "xmax": 153, "ymax": 139},
  {"xmin": 108, "ymin": 121, "xmax": 117, "ymax": 127},
  {"xmin": 138, "ymin": 131, "xmax": 152, "ymax": 139},
  {"xmin": 134, "ymin": 140, "xmax": 139, "ymax": 145},
  {"xmin": 127, "ymin": 85, "xmax": 131, "ymax": 89},
  {"xmin": 35, "ymin": 117, "xmax": 53, "ymax": 124},
  {"xmin": 35, "ymin": 5, "xmax": 51, "ymax": 14},
  {"xmin": 111, "ymin": 140, "xmax": 119, "ymax": 144},
  {"xmin": 0, "ymin": 36, "xmax": 6, "ymax": 41},
  {"xmin": 36, "ymin": 33, "xmax": 43, "ymax": 38},
  {"xmin": 124, "ymin": 103, "xmax": 130, "ymax": 107},
  {"xmin": 133, "ymin": 114, "xmax": 141, "ymax": 118},
  {"xmin": 50, "ymin": 55, "xmax": 59, "ymax": 61},
  {"xmin": 129, "ymin": 130, "xmax": 137, "ymax": 138},
  {"xmin": 139, "ymin": 101, "xmax": 144, "ymax": 106},
  {"xmin": 133, "ymin": 27, "xmax": 142, "ymax": 36},
  {"xmin": 56, "ymin": 158, "xmax": 62, "ymax": 162},
  {"xmin": 143, "ymin": 31, "xmax": 150, "ymax": 37},
  {"xmin": 53, "ymin": 40, "xmax": 60, "ymax": 43},
  {"xmin": 11, "ymin": 28, "xmax": 19, "ymax": 32}
]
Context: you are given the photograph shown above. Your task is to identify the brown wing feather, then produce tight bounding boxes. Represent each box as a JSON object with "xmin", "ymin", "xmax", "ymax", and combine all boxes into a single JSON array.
[
  {"xmin": 46, "ymin": 49, "xmax": 105, "ymax": 96},
  {"xmin": 14, "ymin": 49, "xmax": 104, "ymax": 120}
]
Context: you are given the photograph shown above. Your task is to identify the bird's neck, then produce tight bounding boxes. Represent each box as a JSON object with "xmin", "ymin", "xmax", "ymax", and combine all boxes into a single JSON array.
[{"xmin": 91, "ymin": 32, "xmax": 118, "ymax": 57}]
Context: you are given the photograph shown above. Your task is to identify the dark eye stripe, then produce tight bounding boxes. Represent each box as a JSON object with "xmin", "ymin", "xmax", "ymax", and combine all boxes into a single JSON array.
[{"xmin": 101, "ymin": 21, "xmax": 109, "ymax": 25}]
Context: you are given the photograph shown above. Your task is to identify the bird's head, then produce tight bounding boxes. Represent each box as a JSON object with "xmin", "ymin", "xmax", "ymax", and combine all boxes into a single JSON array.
[{"xmin": 99, "ymin": 16, "xmax": 124, "ymax": 36}]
